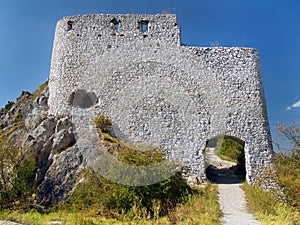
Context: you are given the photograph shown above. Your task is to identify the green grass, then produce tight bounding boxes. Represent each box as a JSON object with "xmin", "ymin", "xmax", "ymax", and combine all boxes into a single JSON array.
[
  {"xmin": 0, "ymin": 184, "xmax": 221, "ymax": 225},
  {"xmin": 241, "ymin": 123, "xmax": 300, "ymax": 225},
  {"xmin": 242, "ymin": 183, "xmax": 300, "ymax": 225},
  {"xmin": 215, "ymin": 138, "xmax": 244, "ymax": 164},
  {"xmin": 0, "ymin": 112, "xmax": 222, "ymax": 224},
  {"xmin": 1, "ymin": 114, "xmax": 220, "ymax": 224},
  {"xmin": 274, "ymin": 153, "xmax": 300, "ymax": 208}
]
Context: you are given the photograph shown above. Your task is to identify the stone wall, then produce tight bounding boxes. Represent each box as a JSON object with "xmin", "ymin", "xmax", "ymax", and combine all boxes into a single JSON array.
[{"xmin": 48, "ymin": 14, "xmax": 273, "ymax": 185}]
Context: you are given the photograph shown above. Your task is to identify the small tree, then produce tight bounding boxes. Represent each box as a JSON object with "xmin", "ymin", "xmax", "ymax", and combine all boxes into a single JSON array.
[
  {"xmin": 0, "ymin": 131, "xmax": 36, "ymax": 209},
  {"xmin": 273, "ymin": 122, "xmax": 300, "ymax": 208},
  {"xmin": 274, "ymin": 122, "xmax": 300, "ymax": 155}
]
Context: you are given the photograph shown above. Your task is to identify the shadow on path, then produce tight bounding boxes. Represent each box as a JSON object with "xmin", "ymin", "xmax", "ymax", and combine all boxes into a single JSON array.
[{"xmin": 205, "ymin": 165, "xmax": 243, "ymax": 184}]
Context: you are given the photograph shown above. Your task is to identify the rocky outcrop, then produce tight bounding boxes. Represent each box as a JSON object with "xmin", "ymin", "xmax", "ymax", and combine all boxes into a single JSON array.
[
  {"xmin": 1, "ymin": 83, "xmax": 80, "ymax": 206},
  {"xmin": 0, "ymin": 91, "xmax": 32, "ymax": 128}
]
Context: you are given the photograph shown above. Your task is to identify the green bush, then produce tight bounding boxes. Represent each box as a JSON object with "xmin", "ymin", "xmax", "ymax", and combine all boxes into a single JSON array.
[
  {"xmin": 275, "ymin": 152, "xmax": 300, "ymax": 208},
  {"xmin": 0, "ymin": 114, "xmax": 36, "ymax": 210},
  {"xmin": 216, "ymin": 138, "xmax": 244, "ymax": 164},
  {"xmin": 68, "ymin": 169, "xmax": 192, "ymax": 218},
  {"xmin": 66, "ymin": 114, "xmax": 193, "ymax": 219},
  {"xmin": 243, "ymin": 123, "xmax": 300, "ymax": 224},
  {"xmin": 4, "ymin": 101, "xmax": 15, "ymax": 111},
  {"xmin": 0, "ymin": 143, "xmax": 36, "ymax": 210},
  {"xmin": 274, "ymin": 122, "xmax": 300, "ymax": 209},
  {"xmin": 243, "ymin": 183, "xmax": 300, "ymax": 224},
  {"xmin": 93, "ymin": 114, "xmax": 112, "ymax": 133},
  {"xmin": 215, "ymin": 138, "xmax": 246, "ymax": 177}
]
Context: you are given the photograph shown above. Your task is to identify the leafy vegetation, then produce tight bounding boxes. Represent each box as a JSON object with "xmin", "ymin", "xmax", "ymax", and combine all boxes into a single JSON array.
[
  {"xmin": 67, "ymin": 114, "xmax": 193, "ymax": 220},
  {"xmin": 93, "ymin": 114, "xmax": 166, "ymax": 166},
  {"xmin": 4, "ymin": 101, "xmax": 15, "ymax": 112},
  {"xmin": 0, "ymin": 114, "xmax": 36, "ymax": 210},
  {"xmin": 0, "ymin": 184, "xmax": 221, "ymax": 225},
  {"xmin": 243, "ymin": 184, "xmax": 299, "ymax": 225},
  {"xmin": 273, "ymin": 122, "xmax": 300, "ymax": 209},
  {"xmin": 0, "ymin": 80, "xmax": 220, "ymax": 225},
  {"xmin": 243, "ymin": 122, "xmax": 300, "ymax": 224},
  {"xmin": 215, "ymin": 138, "xmax": 244, "ymax": 164},
  {"xmin": 0, "ymin": 81, "xmax": 49, "ymax": 210},
  {"xmin": 0, "ymin": 114, "xmax": 222, "ymax": 224},
  {"xmin": 214, "ymin": 138, "xmax": 246, "ymax": 177}
]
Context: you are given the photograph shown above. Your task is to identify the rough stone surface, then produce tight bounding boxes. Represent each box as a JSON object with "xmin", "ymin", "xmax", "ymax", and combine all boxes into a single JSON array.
[
  {"xmin": 22, "ymin": 105, "xmax": 78, "ymax": 205},
  {"xmin": 0, "ymin": 221, "xmax": 22, "ymax": 225},
  {"xmin": 24, "ymin": 87, "xmax": 49, "ymax": 129},
  {"xmin": 0, "ymin": 91, "xmax": 32, "ymax": 128},
  {"xmin": 47, "ymin": 14, "xmax": 274, "ymax": 185},
  {"xmin": 0, "ymin": 13, "xmax": 276, "ymax": 206}
]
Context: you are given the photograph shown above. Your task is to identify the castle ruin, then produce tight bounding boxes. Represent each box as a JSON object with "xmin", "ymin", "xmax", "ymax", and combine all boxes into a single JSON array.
[{"xmin": 48, "ymin": 14, "xmax": 273, "ymax": 185}]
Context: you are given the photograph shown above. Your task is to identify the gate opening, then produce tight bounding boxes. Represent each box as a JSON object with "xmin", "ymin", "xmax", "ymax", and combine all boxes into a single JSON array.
[{"xmin": 205, "ymin": 136, "xmax": 246, "ymax": 184}]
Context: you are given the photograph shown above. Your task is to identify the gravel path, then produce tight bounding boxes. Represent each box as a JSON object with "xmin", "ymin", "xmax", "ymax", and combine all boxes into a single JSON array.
[
  {"xmin": 218, "ymin": 184, "xmax": 261, "ymax": 225},
  {"xmin": 206, "ymin": 147, "xmax": 261, "ymax": 225}
]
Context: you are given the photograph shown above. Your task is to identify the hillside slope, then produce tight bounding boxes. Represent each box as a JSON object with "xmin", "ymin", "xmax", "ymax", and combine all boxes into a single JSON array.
[{"xmin": 0, "ymin": 82, "xmax": 80, "ymax": 206}]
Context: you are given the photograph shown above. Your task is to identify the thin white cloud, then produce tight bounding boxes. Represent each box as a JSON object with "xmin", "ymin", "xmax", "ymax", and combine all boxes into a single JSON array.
[
  {"xmin": 287, "ymin": 99, "xmax": 300, "ymax": 110},
  {"xmin": 292, "ymin": 100, "xmax": 300, "ymax": 108}
]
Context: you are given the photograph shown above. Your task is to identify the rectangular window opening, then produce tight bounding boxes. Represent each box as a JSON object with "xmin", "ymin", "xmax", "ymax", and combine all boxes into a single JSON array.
[
  {"xmin": 139, "ymin": 21, "xmax": 149, "ymax": 32},
  {"xmin": 114, "ymin": 23, "xmax": 120, "ymax": 30},
  {"xmin": 111, "ymin": 18, "xmax": 120, "ymax": 31}
]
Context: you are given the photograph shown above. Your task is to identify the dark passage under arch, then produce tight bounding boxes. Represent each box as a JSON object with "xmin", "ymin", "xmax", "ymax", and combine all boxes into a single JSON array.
[{"xmin": 205, "ymin": 136, "xmax": 246, "ymax": 184}]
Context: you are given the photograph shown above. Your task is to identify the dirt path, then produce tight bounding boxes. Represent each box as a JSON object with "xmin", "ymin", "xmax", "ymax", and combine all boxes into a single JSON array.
[{"xmin": 206, "ymin": 147, "xmax": 261, "ymax": 225}]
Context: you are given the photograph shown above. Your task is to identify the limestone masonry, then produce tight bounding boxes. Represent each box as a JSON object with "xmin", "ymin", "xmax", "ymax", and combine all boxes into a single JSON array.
[{"xmin": 48, "ymin": 14, "xmax": 273, "ymax": 184}]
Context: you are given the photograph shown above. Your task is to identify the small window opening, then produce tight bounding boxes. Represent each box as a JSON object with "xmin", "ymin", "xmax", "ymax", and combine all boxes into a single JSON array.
[
  {"xmin": 139, "ymin": 21, "xmax": 149, "ymax": 32},
  {"xmin": 67, "ymin": 21, "xmax": 74, "ymax": 31},
  {"xmin": 110, "ymin": 18, "xmax": 120, "ymax": 30}
]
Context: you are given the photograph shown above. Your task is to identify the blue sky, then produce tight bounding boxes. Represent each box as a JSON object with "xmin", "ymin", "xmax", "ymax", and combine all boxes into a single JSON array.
[{"xmin": 0, "ymin": 0, "xmax": 299, "ymax": 139}]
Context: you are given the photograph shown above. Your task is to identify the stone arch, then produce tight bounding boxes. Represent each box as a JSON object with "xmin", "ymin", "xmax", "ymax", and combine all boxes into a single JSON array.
[
  {"xmin": 205, "ymin": 135, "xmax": 246, "ymax": 184},
  {"xmin": 48, "ymin": 14, "xmax": 274, "ymax": 186},
  {"xmin": 207, "ymin": 135, "xmax": 245, "ymax": 147}
]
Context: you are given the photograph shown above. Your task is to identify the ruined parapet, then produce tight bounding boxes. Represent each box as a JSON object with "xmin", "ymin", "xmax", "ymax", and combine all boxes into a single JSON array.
[{"xmin": 48, "ymin": 14, "xmax": 273, "ymax": 185}]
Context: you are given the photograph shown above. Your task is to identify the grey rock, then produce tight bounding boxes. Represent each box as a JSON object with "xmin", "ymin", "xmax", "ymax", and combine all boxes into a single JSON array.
[
  {"xmin": 38, "ymin": 145, "xmax": 83, "ymax": 206},
  {"xmin": 0, "ymin": 221, "xmax": 22, "ymax": 225},
  {"xmin": 0, "ymin": 108, "xmax": 5, "ymax": 117},
  {"xmin": 24, "ymin": 87, "xmax": 49, "ymax": 129},
  {"xmin": 52, "ymin": 125, "xmax": 75, "ymax": 154},
  {"xmin": 30, "ymin": 116, "xmax": 57, "ymax": 142},
  {"xmin": 1, "ymin": 91, "xmax": 32, "ymax": 128}
]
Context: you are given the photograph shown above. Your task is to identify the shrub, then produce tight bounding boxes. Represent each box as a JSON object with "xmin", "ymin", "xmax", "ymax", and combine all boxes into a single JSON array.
[
  {"xmin": 215, "ymin": 138, "xmax": 246, "ymax": 177},
  {"xmin": 216, "ymin": 138, "xmax": 244, "ymax": 164},
  {"xmin": 0, "ymin": 143, "xmax": 36, "ymax": 210},
  {"xmin": 274, "ymin": 153, "xmax": 300, "ymax": 208},
  {"xmin": 4, "ymin": 101, "xmax": 15, "ymax": 111},
  {"xmin": 274, "ymin": 122, "xmax": 300, "ymax": 208},
  {"xmin": 66, "ymin": 114, "xmax": 193, "ymax": 219},
  {"xmin": 0, "ymin": 114, "xmax": 36, "ymax": 210},
  {"xmin": 243, "ymin": 122, "xmax": 300, "ymax": 224},
  {"xmin": 68, "ymin": 168, "xmax": 192, "ymax": 218},
  {"xmin": 243, "ymin": 183, "xmax": 300, "ymax": 224},
  {"xmin": 93, "ymin": 114, "xmax": 112, "ymax": 133}
]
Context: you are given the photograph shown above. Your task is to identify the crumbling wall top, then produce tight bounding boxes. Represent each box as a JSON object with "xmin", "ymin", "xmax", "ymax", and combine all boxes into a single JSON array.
[{"xmin": 55, "ymin": 14, "xmax": 181, "ymax": 46}]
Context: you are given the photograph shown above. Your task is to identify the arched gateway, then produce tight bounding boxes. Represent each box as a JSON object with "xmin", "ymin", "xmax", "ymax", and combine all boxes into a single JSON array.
[{"xmin": 48, "ymin": 14, "xmax": 273, "ymax": 185}]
